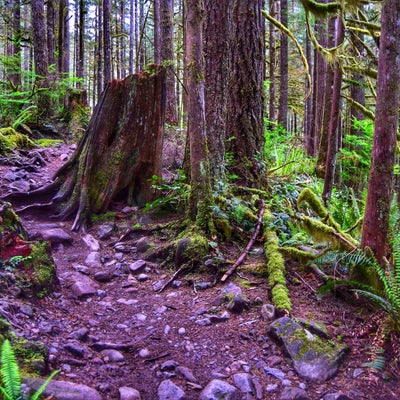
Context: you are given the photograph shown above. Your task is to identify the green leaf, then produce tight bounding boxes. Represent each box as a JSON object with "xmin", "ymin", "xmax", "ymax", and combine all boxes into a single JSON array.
[{"xmin": 0, "ymin": 340, "xmax": 21, "ymax": 400}]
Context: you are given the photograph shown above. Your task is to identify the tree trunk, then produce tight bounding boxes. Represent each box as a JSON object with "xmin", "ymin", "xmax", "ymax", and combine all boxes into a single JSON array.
[
  {"xmin": 160, "ymin": 0, "xmax": 178, "ymax": 124},
  {"xmin": 268, "ymin": 0, "xmax": 277, "ymax": 125},
  {"xmin": 154, "ymin": 0, "xmax": 161, "ymax": 64},
  {"xmin": 31, "ymin": 0, "xmax": 50, "ymax": 117},
  {"xmin": 58, "ymin": 0, "xmax": 70, "ymax": 76},
  {"xmin": 6, "ymin": 68, "xmax": 166, "ymax": 232},
  {"xmin": 278, "ymin": 0, "xmax": 288, "ymax": 130},
  {"xmin": 322, "ymin": 17, "xmax": 344, "ymax": 201},
  {"xmin": 360, "ymin": 0, "xmax": 400, "ymax": 265},
  {"xmin": 185, "ymin": 0, "xmax": 214, "ymax": 232},
  {"xmin": 204, "ymin": 0, "xmax": 231, "ymax": 183},
  {"xmin": 47, "ymin": 0, "xmax": 56, "ymax": 69},
  {"xmin": 226, "ymin": 0, "xmax": 266, "ymax": 187},
  {"xmin": 103, "ymin": 0, "xmax": 112, "ymax": 84}
]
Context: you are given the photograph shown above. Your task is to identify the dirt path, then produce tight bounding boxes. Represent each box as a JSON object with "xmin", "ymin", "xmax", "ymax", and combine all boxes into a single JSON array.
[{"xmin": 1, "ymin": 143, "xmax": 399, "ymax": 400}]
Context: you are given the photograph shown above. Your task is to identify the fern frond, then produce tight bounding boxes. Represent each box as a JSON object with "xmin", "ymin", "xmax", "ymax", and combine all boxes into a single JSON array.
[
  {"xmin": 0, "ymin": 386, "xmax": 13, "ymax": 400},
  {"xmin": 30, "ymin": 369, "xmax": 59, "ymax": 400},
  {"xmin": 0, "ymin": 340, "xmax": 21, "ymax": 400}
]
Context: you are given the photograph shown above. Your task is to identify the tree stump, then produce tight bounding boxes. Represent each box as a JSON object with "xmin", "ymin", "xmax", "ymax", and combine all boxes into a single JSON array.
[{"xmin": 4, "ymin": 67, "xmax": 166, "ymax": 231}]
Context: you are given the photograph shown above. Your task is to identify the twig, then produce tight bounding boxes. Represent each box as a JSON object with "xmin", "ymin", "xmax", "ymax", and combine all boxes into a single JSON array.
[
  {"xmin": 156, "ymin": 266, "xmax": 187, "ymax": 292},
  {"xmin": 294, "ymin": 271, "xmax": 316, "ymax": 293},
  {"xmin": 221, "ymin": 200, "xmax": 265, "ymax": 282}
]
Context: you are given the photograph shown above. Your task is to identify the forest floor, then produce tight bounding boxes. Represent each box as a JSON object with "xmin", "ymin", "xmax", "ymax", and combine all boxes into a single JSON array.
[{"xmin": 0, "ymin": 137, "xmax": 399, "ymax": 400}]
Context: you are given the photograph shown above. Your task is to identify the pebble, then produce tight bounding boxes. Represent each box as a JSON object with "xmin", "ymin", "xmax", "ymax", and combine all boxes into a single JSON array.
[
  {"xmin": 178, "ymin": 327, "xmax": 186, "ymax": 335},
  {"xmin": 139, "ymin": 348, "xmax": 150, "ymax": 358}
]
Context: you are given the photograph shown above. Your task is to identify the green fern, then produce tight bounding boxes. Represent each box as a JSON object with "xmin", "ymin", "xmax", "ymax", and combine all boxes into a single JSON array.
[
  {"xmin": 0, "ymin": 339, "xmax": 59, "ymax": 400},
  {"xmin": 0, "ymin": 340, "xmax": 21, "ymax": 400}
]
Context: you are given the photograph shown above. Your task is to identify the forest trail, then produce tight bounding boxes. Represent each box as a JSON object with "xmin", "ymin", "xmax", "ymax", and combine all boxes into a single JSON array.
[{"xmin": 0, "ymin": 143, "xmax": 398, "ymax": 400}]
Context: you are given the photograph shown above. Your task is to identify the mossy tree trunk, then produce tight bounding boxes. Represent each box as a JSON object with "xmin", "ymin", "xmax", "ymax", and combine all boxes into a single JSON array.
[
  {"xmin": 7, "ymin": 68, "xmax": 166, "ymax": 231},
  {"xmin": 359, "ymin": 0, "xmax": 400, "ymax": 267}
]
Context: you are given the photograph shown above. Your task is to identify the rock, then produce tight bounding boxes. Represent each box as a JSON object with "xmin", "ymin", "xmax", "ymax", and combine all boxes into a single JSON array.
[
  {"xmin": 176, "ymin": 365, "xmax": 198, "ymax": 382},
  {"xmin": 160, "ymin": 360, "xmax": 179, "ymax": 371},
  {"xmin": 225, "ymin": 293, "xmax": 250, "ymax": 313},
  {"xmin": 101, "ymin": 349, "xmax": 125, "ymax": 362},
  {"xmin": 69, "ymin": 328, "xmax": 89, "ymax": 341},
  {"xmin": 82, "ymin": 234, "xmax": 100, "ymax": 251},
  {"xmin": 280, "ymin": 386, "xmax": 311, "ymax": 400},
  {"xmin": 97, "ymin": 223, "xmax": 115, "ymax": 240},
  {"xmin": 119, "ymin": 386, "xmax": 141, "ymax": 400},
  {"xmin": 232, "ymin": 373, "xmax": 255, "ymax": 394},
  {"xmin": 73, "ymin": 264, "xmax": 90, "ymax": 275},
  {"xmin": 208, "ymin": 311, "xmax": 230, "ymax": 323},
  {"xmin": 19, "ymin": 304, "xmax": 34, "ymax": 317},
  {"xmin": 221, "ymin": 283, "xmax": 242, "ymax": 296},
  {"xmin": 68, "ymin": 274, "xmax": 98, "ymax": 299},
  {"xmin": 93, "ymin": 271, "xmax": 112, "ymax": 283},
  {"xmin": 85, "ymin": 252, "xmax": 102, "ymax": 269},
  {"xmin": 153, "ymin": 279, "xmax": 165, "ymax": 292},
  {"xmin": 261, "ymin": 303, "xmax": 276, "ymax": 320},
  {"xmin": 199, "ymin": 379, "xmax": 240, "ymax": 400},
  {"xmin": 296, "ymin": 318, "xmax": 330, "ymax": 339},
  {"xmin": 157, "ymin": 379, "xmax": 186, "ymax": 400},
  {"xmin": 136, "ymin": 237, "xmax": 153, "ymax": 253},
  {"xmin": 137, "ymin": 273, "xmax": 148, "ymax": 282},
  {"xmin": 9, "ymin": 179, "xmax": 30, "ymax": 192},
  {"xmin": 40, "ymin": 228, "xmax": 73, "ymax": 245},
  {"xmin": 64, "ymin": 342, "xmax": 86, "ymax": 358},
  {"xmin": 129, "ymin": 260, "xmax": 147, "ymax": 274},
  {"xmin": 117, "ymin": 298, "xmax": 139, "ymax": 306},
  {"xmin": 322, "ymin": 393, "xmax": 352, "ymax": 400},
  {"xmin": 269, "ymin": 317, "xmax": 348, "ymax": 381},
  {"xmin": 24, "ymin": 378, "xmax": 102, "ymax": 400},
  {"xmin": 178, "ymin": 327, "xmax": 186, "ymax": 335},
  {"xmin": 264, "ymin": 366, "xmax": 285, "ymax": 380},
  {"xmin": 139, "ymin": 348, "xmax": 150, "ymax": 358}
]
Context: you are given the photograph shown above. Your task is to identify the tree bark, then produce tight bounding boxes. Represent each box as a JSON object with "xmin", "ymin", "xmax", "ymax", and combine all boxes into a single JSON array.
[
  {"xmin": 268, "ymin": 0, "xmax": 277, "ymax": 125},
  {"xmin": 322, "ymin": 17, "xmax": 344, "ymax": 201},
  {"xmin": 185, "ymin": 0, "xmax": 214, "ymax": 232},
  {"xmin": 360, "ymin": 0, "xmax": 400, "ymax": 264},
  {"xmin": 31, "ymin": 0, "xmax": 50, "ymax": 117},
  {"xmin": 226, "ymin": 0, "xmax": 266, "ymax": 187},
  {"xmin": 160, "ymin": 0, "xmax": 178, "ymax": 124},
  {"xmin": 6, "ymin": 69, "xmax": 166, "ymax": 232},
  {"xmin": 103, "ymin": 0, "xmax": 112, "ymax": 84},
  {"xmin": 154, "ymin": 0, "xmax": 161, "ymax": 64},
  {"xmin": 278, "ymin": 0, "xmax": 288, "ymax": 130},
  {"xmin": 204, "ymin": 0, "xmax": 231, "ymax": 183}
]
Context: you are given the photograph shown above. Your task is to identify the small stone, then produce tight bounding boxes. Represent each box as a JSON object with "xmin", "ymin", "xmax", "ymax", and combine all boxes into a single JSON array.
[
  {"xmin": 176, "ymin": 366, "xmax": 198, "ymax": 383},
  {"xmin": 136, "ymin": 313, "xmax": 147, "ymax": 322},
  {"xmin": 139, "ymin": 348, "xmax": 150, "ymax": 358},
  {"xmin": 199, "ymin": 379, "xmax": 240, "ymax": 400},
  {"xmin": 280, "ymin": 386, "xmax": 310, "ymax": 400},
  {"xmin": 178, "ymin": 327, "xmax": 186, "ymax": 335},
  {"xmin": 232, "ymin": 373, "xmax": 254, "ymax": 394},
  {"xmin": 129, "ymin": 260, "xmax": 147, "ymax": 274},
  {"xmin": 152, "ymin": 279, "xmax": 165, "ymax": 292},
  {"xmin": 117, "ymin": 298, "xmax": 139, "ymax": 305},
  {"xmin": 94, "ymin": 271, "xmax": 112, "ymax": 283},
  {"xmin": 73, "ymin": 264, "xmax": 90, "ymax": 275},
  {"xmin": 82, "ymin": 234, "xmax": 100, "ymax": 251},
  {"xmin": 353, "ymin": 368, "xmax": 364, "ymax": 378},
  {"xmin": 160, "ymin": 360, "xmax": 179, "ymax": 371},
  {"xmin": 157, "ymin": 379, "xmax": 186, "ymax": 400},
  {"xmin": 19, "ymin": 304, "xmax": 34, "ymax": 317},
  {"xmin": 69, "ymin": 328, "xmax": 89, "ymax": 341},
  {"xmin": 261, "ymin": 303, "xmax": 276, "ymax": 320},
  {"xmin": 64, "ymin": 342, "xmax": 86, "ymax": 358},
  {"xmin": 137, "ymin": 273, "xmax": 148, "ymax": 282},
  {"xmin": 97, "ymin": 223, "xmax": 115, "ymax": 240},
  {"xmin": 136, "ymin": 237, "xmax": 153, "ymax": 253},
  {"xmin": 85, "ymin": 252, "xmax": 102, "ymax": 269},
  {"xmin": 322, "ymin": 393, "xmax": 353, "ymax": 400},
  {"xmin": 266, "ymin": 384, "xmax": 279, "ymax": 392},
  {"xmin": 41, "ymin": 228, "xmax": 73, "ymax": 245},
  {"xmin": 195, "ymin": 318, "xmax": 212, "ymax": 326},
  {"xmin": 70, "ymin": 280, "xmax": 97, "ymax": 299},
  {"xmin": 101, "ymin": 349, "xmax": 125, "ymax": 362},
  {"xmin": 119, "ymin": 386, "xmax": 141, "ymax": 400},
  {"xmin": 164, "ymin": 325, "xmax": 171, "ymax": 335}
]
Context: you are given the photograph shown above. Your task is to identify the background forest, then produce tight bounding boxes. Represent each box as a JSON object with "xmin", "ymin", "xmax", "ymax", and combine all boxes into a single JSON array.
[{"xmin": 1, "ymin": 0, "xmax": 400, "ymax": 398}]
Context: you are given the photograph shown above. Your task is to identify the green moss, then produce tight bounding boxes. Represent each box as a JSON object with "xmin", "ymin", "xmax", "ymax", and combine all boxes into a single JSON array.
[
  {"xmin": 279, "ymin": 246, "xmax": 317, "ymax": 264},
  {"xmin": 26, "ymin": 241, "xmax": 57, "ymax": 297},
  {"xmin": 90, "ymin": 211, "xmax": 116, "ymax": 223},
  {"xmin": 181, "ymin": 232, "xmax": 209, "ymax": 261},
  {"xmin": 11, "ymin": 337, "xmax": 48, "ymax": 375},
  {"xmin": 271, "ymin": 284, "xmax": 291, "ymax": 310},
  {"xmin": 0, "ymin": 127, "xmax": 34, "ymax": 154},
  {"xmin": 214, "ymin": 218, "xmax": 232, "ymax": 240},
  {"xmin": 35, "ymin": 138, "xmax": 64, "ymax": 147}
]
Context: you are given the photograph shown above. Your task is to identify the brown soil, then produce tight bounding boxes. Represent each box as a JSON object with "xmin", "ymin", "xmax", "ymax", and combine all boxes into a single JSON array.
[{"xmin": 1, "ymin": 141, "xmax": 399, "ymax": 400}]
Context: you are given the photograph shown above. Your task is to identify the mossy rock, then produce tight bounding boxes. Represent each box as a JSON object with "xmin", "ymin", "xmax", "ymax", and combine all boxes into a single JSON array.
[
  {"xmin": 11, "ymin": 337, "xmax": 49, "ymax": 375},
  {"xmin": 0, "ymin": 127, "xmax": 35, "ymax": 155},
  {"xmin": 175, "ymin": 233, "xmax": 209, "ymax": 268},
  {"xmin": 0, "ymin": 201, "xmax": 58, "ymax": 298}
]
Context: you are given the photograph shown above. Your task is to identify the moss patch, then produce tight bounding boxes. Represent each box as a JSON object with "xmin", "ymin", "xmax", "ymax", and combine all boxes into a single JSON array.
[{"xmin": 0, "ymin": 127, "xmax": 35, "ymax": 155}]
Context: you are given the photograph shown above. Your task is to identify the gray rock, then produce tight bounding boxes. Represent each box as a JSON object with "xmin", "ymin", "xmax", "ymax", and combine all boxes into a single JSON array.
[
  {"xmin": 9, "ymin": 180, "xmax": 30, "ymax": 192},
  {"xmin": 19, "ymin": 304, "xmax": 34, "ymax": 317},
  {"xmin": 195, "ymin": 318, "xmax": 212, "ymax": 326},
  {"xmin": 199, "ymin": 379, "xmax": 240, "ymax": 400},
  {"xmin": 225, "ymin": 293, "xmax": 250, "ymax": 313},
  {"xmin": 64, "ymin": 342, "xmax": 86, "ymax": 358},
  {"xmin": 69, "ymin": 276, "xmax": 98, "ymax": 299},
  {"xmin": 157, "ymin": 379, "xmax": 187, "ymax": 400},
  {"xmin": 232, "ymin": 373, "xmax": 255, "ymax": 394},
  {"xmin": 119, "ymin": 386, "xmax": 141, "ymax": 400},
  {"xmin": 69, "ymin": 328, "xmax": 89, "ymax": 341},
  {"xmin": 129, "ymin": 260, "xmax": 147, "ymax": 274},
  {"xmin": 136, "ymin": 237, "xmax": 153, "ymax": 253},
  {"xmin": 153, "ymin": 279, "xmax": 165, "ymax": 292},
  {"xmin": 264, "ymin": 366, "xmax": 285, "ymax": 380},
  {"xmin": 24, "ymin": 378, "xmax": 102, "ymax": 400},
  {"xmin": 137, "ymin": 273, "xmax": 148, "ymax": 282},
  {"xmin": 97, "ymin": 223, "xmax": 115, "ymax": 240},
  {"xmin": 160, "ymin": 360, "xmax": 179, "ymax": 371},
  {"xmin": 261, "ymin": 303, "xmax": 276, "ymax": 320},
  {"xmin": 85, "ymin": 252, "xmax": 102, "ymax": 269},
  {"xmin": 208, "ymin": 311, "xmax": 230, "ymax": 323},
  {"xmin": 94, "ymin": 271, "xmax": 112, "ymax": 283},
  {"xmin": 176, "ymin": 365, "xmax": 198, "ymax": 382},
  {"xmin": 269, "ymin": 317, "xmax": 348, "ymax": 381},
  {"xmin": 322, "ymin": 393, "xmax": 352, "ymax": 400},
  {"xmin": 72, "ymin": 264, "xmax": 90, "ymax": 275},
  {"xmin": 280, "ymin": 386, "xmax": 310, "ymax": 400},
  {"xmin": 296, "ymin": 318, "xmax": 329, "ymax": 339},
  {"xmin": 101, "ymin": 349, "xmax": 125, "ymax": 362},
  {"xmin": 82, "ymin": 234, "xmax": 100, "ymax": 251},
  {"xmin": 41, "ymin": 228, "xmax": 73, "ymax": 244}
]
